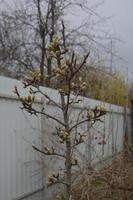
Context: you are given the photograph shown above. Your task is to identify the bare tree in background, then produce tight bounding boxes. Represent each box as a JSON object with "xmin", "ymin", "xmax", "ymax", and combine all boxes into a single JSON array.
[
  {"xmin": 0, "ymin": 0, "xmax": 60, "ymax": 85},
  {"xmin": 0, "ymin": 0, "xmax": 114, "ymax": 86}
]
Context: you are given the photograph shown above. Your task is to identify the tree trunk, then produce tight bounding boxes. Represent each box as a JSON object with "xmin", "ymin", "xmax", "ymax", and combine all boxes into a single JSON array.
[
  {"xmin": 66, "ymin": 139, "xmax": 72, "ymax": 200},
  {"xmin": 61, "ymin": 94, "xmax": 72, "ymax": 200},
  {"xmin": 45, "ymin": 0, "xmax": 55, "ymax": 87}
]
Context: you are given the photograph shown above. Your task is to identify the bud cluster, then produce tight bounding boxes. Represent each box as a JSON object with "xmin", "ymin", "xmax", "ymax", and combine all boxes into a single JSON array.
[
  {"xmin": 71, "ymin": 76, "xmax": 87, "ymax": 95},
  {"xmin": 25, "ymin": 70, "xmax": 41, "ymax": 86},
  {"xmin": 47, "ymin": 172, "xmax": 59, "ymax": 186},
  {"xmin": 52, "ymin": 63, "xmax": 69, "ymax": 79},
  {"xmin": 87, "ymin": 106, "xmax": 107, "ymax": 121},
  {"xmin": 57, "ymin": 76, "xmax": 87, "ymax": 96},
  {"xmin": 87, "ymin": 109, "xmax": 95, "ymax": 121},
  {"xmin": 93, "ymin": 106, "xmax": 107, "ymax": 116},
  {"xmin": 13, "ymin": 86, "xmax": 35, "ymax": 109},
  {"xmin": 43, "ymin": 145, "xmax": 55, "ymax": 155},
  {"xmin": 21, "ymin": 95, "xmax": 35, "ymax": 107},
  {"xmin": 48, "ymin": 37, "xmax": 62, "ymax": 58},
  {"xmin": 48, "ymin": 37, "xmax": 69, "ymax": 58},
  {"xmin": 57, "ymin": 128, "xmax": 70, "ymax": 144},
  {"xmin": 74, "ymin": 133, "xmax": 87, "ymax": 146}
]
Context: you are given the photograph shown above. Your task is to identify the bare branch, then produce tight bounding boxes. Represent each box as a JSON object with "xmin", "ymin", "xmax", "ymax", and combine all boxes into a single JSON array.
[{"xmin": 32, "ymin": 144, "xmax": 66, "ymax": 159}]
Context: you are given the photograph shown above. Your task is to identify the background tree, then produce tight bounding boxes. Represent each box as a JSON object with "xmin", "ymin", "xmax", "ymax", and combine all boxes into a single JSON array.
[{"xmin": 0, "ymin": 0, "xmax": 114, "ymax": 86}]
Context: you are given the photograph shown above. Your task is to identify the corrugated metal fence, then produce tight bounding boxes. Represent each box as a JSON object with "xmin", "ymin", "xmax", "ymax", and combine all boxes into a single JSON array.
[
  {"xmin": 0, "ymin": 77, "xmax": 44, "ymax": 200},
  {"xmin": 0, "ymin": 76, "xmax": 132, "ymax": 200}
]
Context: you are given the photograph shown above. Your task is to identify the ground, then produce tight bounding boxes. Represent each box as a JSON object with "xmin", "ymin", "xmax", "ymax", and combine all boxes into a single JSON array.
[{"xmin": 72, "ymin": 148, "xmax": 133, "ymax": 200}]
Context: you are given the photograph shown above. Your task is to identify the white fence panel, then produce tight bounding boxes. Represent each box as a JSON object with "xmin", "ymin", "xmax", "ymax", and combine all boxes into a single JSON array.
[
  {"xmin": 0, "ymin": 77, "xmax": 44, "ymax": 200},
  {"xmin": 0, "ymin": 76, "xmax": 132, "ymax": 200}
]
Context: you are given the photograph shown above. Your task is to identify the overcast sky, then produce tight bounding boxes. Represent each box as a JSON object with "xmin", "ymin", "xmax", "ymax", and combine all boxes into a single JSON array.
[
  {"xmin": 89, "ymin": 0, "xmax": 133, "ymax": 81},
  {"xmin": 70, "ymin": 0, "xmax": 133, "ymax": 80}
]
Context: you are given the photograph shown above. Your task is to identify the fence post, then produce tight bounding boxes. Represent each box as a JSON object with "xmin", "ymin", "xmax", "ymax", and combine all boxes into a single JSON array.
[
  {"xmin": 131, "ymin": 85, "xmax": 133, "ymax": 146},
  {"xmin": 131, "ymin": 100, "xmax": 133, "ymax": 145},
  {"xmin": 123, "ymin": 105, "xmax": 130, "ymax": 161}
]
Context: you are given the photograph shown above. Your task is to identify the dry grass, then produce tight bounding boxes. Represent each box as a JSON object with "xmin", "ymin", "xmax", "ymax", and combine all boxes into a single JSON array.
[{"xmin": 72, "ymin": 149, "xmax": 133, "ymax": 200}]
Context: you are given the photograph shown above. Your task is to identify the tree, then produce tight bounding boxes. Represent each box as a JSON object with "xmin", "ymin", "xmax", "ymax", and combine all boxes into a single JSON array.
[
  {"xmin": 0, "ymin": 0, "xmax": 61, "ymax": 85},
  {"xmin": 0, "ymin": 0, "xmax": 112, "ymax": 86},
  {"xmin": 14, "ymin": 31, "xmax": 107, "ymax": 200}
]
